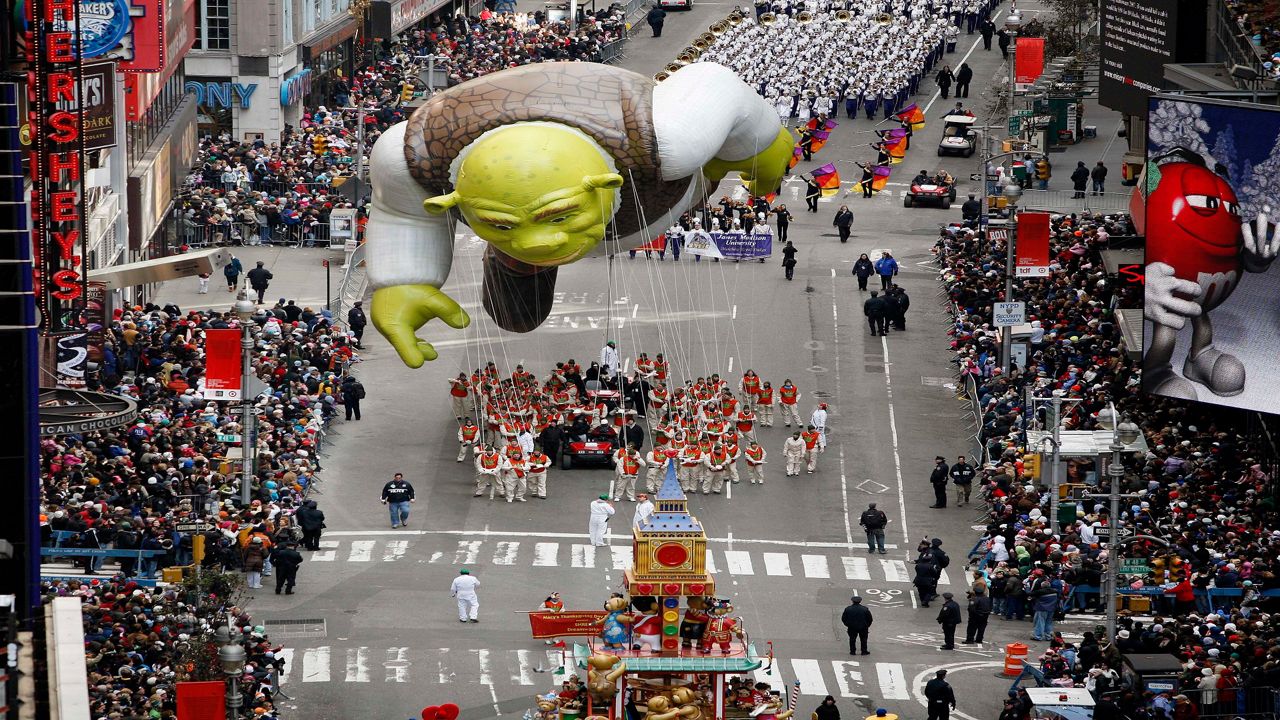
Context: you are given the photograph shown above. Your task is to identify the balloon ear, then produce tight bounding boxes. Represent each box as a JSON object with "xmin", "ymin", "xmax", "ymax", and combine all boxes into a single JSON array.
[
  {"xmin": 437, "ymin": 704, "xmax": 460, "ymax": 720},
  {"xmin": 423, "ymin": 192, "xmax": 461, "ymax": 216},
  {"xmin": 582, "ymin": 173, "xmax": 624, "ymax": 191}
]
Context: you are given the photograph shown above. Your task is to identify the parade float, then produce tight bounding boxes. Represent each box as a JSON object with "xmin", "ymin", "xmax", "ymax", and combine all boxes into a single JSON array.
[{"xmin": 526, "ymin": 463, "xmax": 793, "ymax": 720}]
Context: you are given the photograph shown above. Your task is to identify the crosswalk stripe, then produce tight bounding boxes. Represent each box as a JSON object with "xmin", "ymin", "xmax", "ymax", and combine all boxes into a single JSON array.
[
  {"xmin": 571, "ymin": 544, "xmax": 595, "ymax": 568},
  {"xmin": 348, "ymin": 540, "xmax": 374, "ymax": 563},
  {"xmin": 385, "ymin": 647, "xmax": 410, "ymax": 683},
  {"xmin": 611, "ymin": 546, "xmax": 633, "ymax": 570},
  {"xmin": 474, "ymin": 648, "xmax": 495, "ymax": 686},
  {"xmin": 455, "ymin": 540, "xmax": 481, "ymax": 565},
  {"xmin": 436, "ymin": 648, "xmax": 455, "ymax": 684},
  {"xmin": 842, "ymin": 556, "xmax": 871, "ymax": 580},
  {"xmin": 939, "ymin": 568, "xmax": 952, "ymax": 585},
  {"xmin": 493, "ymin": 541, "xmax": 519, "ymax": 565},
  {"xmin": 705, "ymin": 550, "xmax": 719, "ymax": 574},
  {"xmin": 879, "ymin": 558, "xmax": 909, "ymax": 582},
  {"xmin": 801, "ymin": 554, "xmax": 830, "ymax": 579},
  {"xmin": 877, "ymin": 662, "xmax": 909, "ymax": 699},
  {"xmin": 345, "ymin": 647, "xmax": 370, "ymax": 682},
  {"xmin": 754, "ymin": 659, "xmax": 781, "ymax": 688},
  {"xmin": 533, "ymin": 542, "xmax": 558, "ymax": 566},
  {"xmin": 831, "ymin": 660, "xmax": 868, "ymax": 698},
  {"xmin": 313, "ymin": 540, "xmax": 338, "ymax": 562},
  {"xmin": 278, "ymin": 648, "xmax": 295, "ymax": 684},
  {"xmin": 383, "ymin": 540, "xmax": 408, "ymax": 562},
  {"xmin": 790, "ymin": 658, "xmax": 829, "ymax": 696},
  {"xmin": 302, "ymin": 647, "xmax": 331, "ymax": 682},
  {"xmin": 511, "ymin": 649, "xmax": 537, "ymax": 686},
  {"xmin": 724, "ymin": 550, "xmax": 753, "ymax": 575},
  {"xmin": 763, "ymin": 552, "xmax": 792, "ymax": 576}
]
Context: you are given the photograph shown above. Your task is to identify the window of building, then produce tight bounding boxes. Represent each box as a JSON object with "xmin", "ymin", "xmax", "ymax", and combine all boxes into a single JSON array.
[
  {"xmin": 194, "ymin": 0, "xmax": 231, "ymax": 50},
  {"xmin": 127, "ymin": 70, "xmax": 190, "ymax": 168}
]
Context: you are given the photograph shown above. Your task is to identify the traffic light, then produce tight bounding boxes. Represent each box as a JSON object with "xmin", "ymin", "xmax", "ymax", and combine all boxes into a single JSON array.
[
  {"xmin": 1150, "ymin": 557, "xmax": 1166, "ymax": 584},
  {"xmin": 1035, "ymin": 159, "xmax": 1051, "ymax": 180},
  {"xmin": 1023, "ymin": 453, "xmax": 1041, "ymax": 480},
  {"xmin": 1167, "ymin": 555, "xmax": 1186, "ymax": 583},
  {"xmin": 312, "ymin": 134, "xmax": 327, "ymax": 155},
  {"xmin": 401, "ymin": 84, "xmax": 415, "ymax": 103}
]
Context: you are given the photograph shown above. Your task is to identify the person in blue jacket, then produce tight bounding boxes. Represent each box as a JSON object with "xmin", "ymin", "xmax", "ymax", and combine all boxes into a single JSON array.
[
  {"xmin": 874, "ymin": 251, "xmax": 899, "ymax": 290},
  {"xmin": 223, "ymin": 255, "xmax": 244, "ymax": 292}
]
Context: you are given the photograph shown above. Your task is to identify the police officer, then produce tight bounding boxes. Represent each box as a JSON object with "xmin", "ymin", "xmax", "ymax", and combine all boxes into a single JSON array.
[
  {"xmin": 949, "ymin": 455, "xmax": 975, "ymax": 507},
  {"xmin": 925, "ymin": 670, "xmax": 957, "ymax": 720},
  {"xmin": 929, "ymin": 456, "xmax": 950, "ymax": 508},
  {"xmin": 272, "ymin": 541, "xmax": 304, "ymax": 595}
]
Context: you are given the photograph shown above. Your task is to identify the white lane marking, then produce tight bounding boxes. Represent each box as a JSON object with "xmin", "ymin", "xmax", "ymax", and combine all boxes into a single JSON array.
[
  {"xmin": 732, "ymin": 304, "xmax": 738, "ymax": 319},
  {"xmin": 385, "ymin": 647, "xmax": 410, "ymax": 683},
  {"xmin": 348, "ymin": 540, "xmax": 374, "ymax": 563},
  {"xmin": 881, "ymin": 333, "xmax": 913, "ymax": 609},
  {"xmin": 429, "ymin": 551, "xmax": 444, "ymax": 563},
  {"xmin": 383, "ymin": 540, "xmax": 408, "ymax": 562},
  {"xmin": 474, "ymin": 649, "xmax": 503, "ymax": 716},
  {"xmin": 754, "ymin": 659, "xmax": 779, "ymax": 688},
  {"xmin": 302, "ymin": 647, "xmax": 330, "ymax": 682},
  {"xmin": 436, "ymin": 648, "xmax": 454, "ymax": 684},
  {"xmin": 880, "ymin": 558, "xmax": 910, "ymax": 582},
  {"xmin": 571, "ymin": 544, "xmax": 595, "ymax": 568},
  {"xmin": 344, "ymin": 647, "xmax": 370, "ymax": 682},
  {"xmin": 511, "ymin": 649, "xmax": 537, "ymax": 685},
  {"xmin": 278, "ymin": 648, "xmax": 294, "ymax": 684},
  {"xmin": 843, "ymin": 556, "xmax": 871, "ymax": 580},
  {"xmin": 939, "ymin": 568, "xmax": 953, "ymax": 585},
  {"xmin": 705, "ymin": 550, "xmax": 719, "ymax": 574},
  {"xmin": 533, "ymin": 542, "xmax": 558, "ymax": 566},
  {"xmin": 313, "ymin": 540, "xmax": 338, "ymax": 562},
  {"xmin": 878, "ymin": 662, "xmax": 910, "ymax": 699},
  {"xmin": 493, "ymin": 541, "xmax": 520, "ymax": 565},
  {"xmin": 611, "ymin": 545, "xmax": 633, "ymax": 570},
  {"xmin": 322, "ymin": 528, "xmax": 898, "ymax": 550},
  {"xmin": 455, "ymin": 540, "xmax": 481, "ymax": 565},
  {"xmin": 763, "ymin": 552, "xmax": 792, "ymax": 576},
  {"xmin": 790, "ymin": 658, "xmax": 829, "ymax": 696},
  {"xmin": 832, "ymin": 660, "xmax": 868, "ymax": 698},
  {"xmin": 724, "ymin": 550, "xmax": 754, "ymax": 575},
  {"xmin": 632, "ymin": 303, "xmax": 639, "ymax": 319},
  {"xmin": 830, "ymin": 267, "xmax": 853, "ymax": 549},
  {"xmin": 728, "ymin": 356, "xmax": 734, "ymax": 373},
  {"xmin": 801, "ymin": 554, "xmax": 830, "ymax": 578}
]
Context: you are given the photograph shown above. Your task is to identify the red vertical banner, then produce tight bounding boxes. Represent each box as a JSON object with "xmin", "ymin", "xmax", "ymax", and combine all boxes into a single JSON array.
[
  {"xmin": 1015, "ymin": 212, "xmax": 1051, "ymax": 277},
  {"xmin": 1014, "ymin": 37, "xmax": 1045, "ymax": 91},
  {"xmin": 202, "ymin": 328, "xmax": 243, "ymax": 400},
  {"xmin": 176, "ymin": 681, "xmax": 227, "ymax": 720}
]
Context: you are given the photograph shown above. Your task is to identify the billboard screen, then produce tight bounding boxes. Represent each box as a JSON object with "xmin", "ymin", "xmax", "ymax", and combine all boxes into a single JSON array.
[
  {"xmin": 1140, "ymin": 96, "xmax": 1280, "ymax": 414},
  {"xmin": 1099, "ymin": 0, "xmax": 1177, "ymax": 115}
]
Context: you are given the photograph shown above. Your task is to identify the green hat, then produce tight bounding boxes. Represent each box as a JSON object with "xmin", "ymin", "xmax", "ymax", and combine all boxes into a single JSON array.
[
  {"xmin": 459, "ymin": 568, "xmax": 469, "ymax": 574},
  {"xmin": 599, "ymin": 494, "xmax": 610, "ymax": 500}
]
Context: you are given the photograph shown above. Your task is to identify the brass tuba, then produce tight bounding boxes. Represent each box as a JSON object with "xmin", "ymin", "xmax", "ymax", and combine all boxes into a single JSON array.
[
  {"xmin": 654, "ymin": 70, "xmax": 671, "ymax": 82},
  {"xmin": 692, "ymin": 36, "xmax": 712, "ymax": 50},
  {"xmin": 833, "ymin": 9, "xmax": 850, "ymax": 21},
  {"xmin": 758, "ymin": 11, "xmax": 777, "ymax": 24},
  {"xmin": 677, "ymin": 47, "xmax": 700, "ymax": 63},
  {"xmin": 795, "ymin": 10, "xmax": 813, "ymax": 23},
  {"xmin": 873, "ymin": 11, "xmax": 892, "ymax": 25},
  {"xmin": 709, "ymin": 19, "xmax": 730, "ymax": 34},
  {"xmin": 665, "ymin": 61, "xmax": 685, "ymax": 73},
  {"xmin": 727, "ymin": 10, "xmax": 745, "ymax": 24}
]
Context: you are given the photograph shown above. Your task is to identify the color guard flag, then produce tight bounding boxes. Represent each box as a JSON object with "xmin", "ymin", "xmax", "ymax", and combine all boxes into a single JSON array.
[
  {"xmin": 635, "ymin": 234, "xmax": 667, "ymax": 252},
  {"xmin": 882, "ymin": 135, "xmax": 907, "ymax": 164},
  {"xmin": 869, "ymin": 164, "xmax": 892, "ymax": 193},
  {"xmin": 811, "ymin": 163, "xmax": 841, "ymax": 197},
  {"xmin": 806, "ymin": 118, "xmax": 838, "ymax": 132},
  {"xmin": 789, "ymin": 144, "xmax": 803, "ymax": 170},
  {"xmin": 896, "ymin": 103, "xmax": 925, "ymax": 130},
  {"xmin": 810, "ymin": 130, "xmax": 832, "ymax": 154}
]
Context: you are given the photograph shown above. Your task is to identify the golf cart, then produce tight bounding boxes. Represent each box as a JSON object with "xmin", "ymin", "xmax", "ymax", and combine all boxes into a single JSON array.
[
  {"xmin": 904, "ymin": 170, "xmax": 957, "ymax": 208},
  {"xmin": 561, "ymin": 382, "xmax": 622, "ymax": 470},
  {"xmin": 1024, "ymin": 688, "xmax": 1095, "ymax": 720},
  {"xmin": 937, "ymin": 114, "xmax": 977, "ymax": 157}
]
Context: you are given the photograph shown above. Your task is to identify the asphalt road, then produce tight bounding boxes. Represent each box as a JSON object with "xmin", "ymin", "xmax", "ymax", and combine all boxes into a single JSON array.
[{"xmin": 168, "ymin": 3, "xmax": 1108, "ymax": 718}]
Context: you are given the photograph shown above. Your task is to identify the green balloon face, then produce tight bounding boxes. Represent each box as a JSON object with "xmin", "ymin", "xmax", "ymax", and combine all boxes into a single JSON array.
[{"xmin": 424, "ymin": 124, "xmax": 625, "ymax": 266}]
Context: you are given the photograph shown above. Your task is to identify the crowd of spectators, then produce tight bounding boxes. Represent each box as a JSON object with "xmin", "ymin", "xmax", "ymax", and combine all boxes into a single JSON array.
[
  {"xmin": 938, "ymin": 211, "xmax": 1280, "ymax": 717},
  {"xmin": 40, "ymin": 299, "xmax": 366, "ymax": 717},
  {"xmin": 174, "ymin": 7, "xmax": 627, "ymax": 251},
  {"xmin": 1224, "ymin": 0, "xmax": 1280, "ymax": 78}
]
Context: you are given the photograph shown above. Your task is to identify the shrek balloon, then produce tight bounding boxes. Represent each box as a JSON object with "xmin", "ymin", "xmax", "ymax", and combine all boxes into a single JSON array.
[{"xmin": 367, "ymin": 62, "xmax": 794, "ymax": 367}]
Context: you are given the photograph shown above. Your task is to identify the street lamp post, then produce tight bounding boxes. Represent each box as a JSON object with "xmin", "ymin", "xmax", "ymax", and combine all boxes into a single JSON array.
[
  {"xmin": 1000, "ymin": 182, "xmax": 1021, "ymax": 374},
  {"xmin": 1102, "ymin": 409, "xmax": 1141, "ymax": 643},
  {"xmin": 233, "ymin": 295, "xmax": 257, "ymax": 507},
  {"xmin": 216, "ymin": 623, "xmax": 247, "ymax": 720},
  {"xmin": 1047, "ymin": 390, "xmax": 1063, "ymax": 535}
]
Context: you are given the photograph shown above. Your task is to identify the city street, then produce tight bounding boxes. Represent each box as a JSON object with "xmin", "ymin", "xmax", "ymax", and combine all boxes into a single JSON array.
[{"xmin": 154, "ymin": 4, "xmax": 1128, "ymax": 718}]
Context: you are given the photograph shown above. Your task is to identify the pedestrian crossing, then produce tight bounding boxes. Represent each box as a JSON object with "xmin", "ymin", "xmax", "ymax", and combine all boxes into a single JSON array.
[
  {"xmin": 277, "ymin": 644, "xmax": 915, "ymax": 701},
  {"xmin": 307, "ymin": 538, "xmax": 957, "ymax": 585}
]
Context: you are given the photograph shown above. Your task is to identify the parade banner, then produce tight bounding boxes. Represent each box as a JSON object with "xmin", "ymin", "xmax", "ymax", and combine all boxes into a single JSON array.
[
  {"xmin": 1014, "ymin": 212, "xmax": 1051, "ymax": 277},
  {"xmin": 683, "ymin": 230, "xmax": 774, "ymax": 260},
  {"xmin": 202, "ymin": 328, "xmax": 242, "ymax": 400},
  {"xmin": 528, "ymin": 610, "xmax": 607, "ymax": 638}
]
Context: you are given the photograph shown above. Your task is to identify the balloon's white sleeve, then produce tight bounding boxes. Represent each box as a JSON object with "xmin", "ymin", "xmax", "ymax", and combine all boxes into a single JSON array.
[
  {"xmin": 652, "ymin": 62, "xmax": 784, "ymax": 180},
  {"xmin": 365, "ymin": 121, "xmax": 454, "ymax": 290}
]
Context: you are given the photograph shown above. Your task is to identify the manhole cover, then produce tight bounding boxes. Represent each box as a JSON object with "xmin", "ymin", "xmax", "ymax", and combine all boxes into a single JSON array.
[{"xmin": 261, "ymin": 618, "xmax": 327, "ymax": 639}]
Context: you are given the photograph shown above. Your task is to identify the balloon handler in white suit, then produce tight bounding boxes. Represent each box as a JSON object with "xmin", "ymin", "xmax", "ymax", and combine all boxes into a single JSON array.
[{"xmin": 365, "ymin": 62, "xmax": 795, "ymax": 366}]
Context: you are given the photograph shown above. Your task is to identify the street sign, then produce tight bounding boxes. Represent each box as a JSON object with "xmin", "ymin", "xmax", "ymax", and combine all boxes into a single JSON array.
[
  {"xmin": 1118, "ymin": 558, "xmax": 1149, "ymax": 576},
  {"xmin": 994, "ymin": 301, "xmax": 1026, "ymax": 327},
  {"xmin": 969, "ymin": 173, "xmax": 983, "ymax": 181},
  {"xmin": 216, "ymin": 434, "xmax": 241, "ymax": 444},
  {"xmin": 1094, "ymin": 526, "xmax": 1133, "ymax": 541},
  {"xmin": 176, "ymin": 523, "xmax": 214, "ymax": 533},
  {"xmin": 1008, "ymin": 116, "xmax": 1021, "ymax": 135}
]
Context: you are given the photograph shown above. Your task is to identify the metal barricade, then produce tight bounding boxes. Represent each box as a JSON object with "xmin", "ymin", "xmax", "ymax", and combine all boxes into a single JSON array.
[
  {"xmin": 175, "ymin": 217, "xmax": 335, "ymax": 249},
  {"xmin": 1178, "ymin": 686, "xmax": 1278, "ymax": 720},
  {"xmin": 1017, "ymin": 189, "xmax": 1132, "ymax": 214},
  {"xmin": 598, "ymin": 38, "xmax": 626, "ymax": 63}
]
